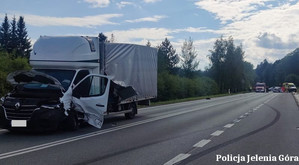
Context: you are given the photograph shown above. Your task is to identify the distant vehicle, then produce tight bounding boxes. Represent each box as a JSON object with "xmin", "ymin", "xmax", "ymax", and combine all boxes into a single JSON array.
[
  {"xmin": 282, "ymin": 82, "xmax": 297, "ymax": 93},
  {"xmin": 272, "ymin": 86, "xmax": 282, "ymax": 93},
  {"xmin": 255, "ymin": 82, "xmax": 266, "ymax": 93},
  {"xmin": 0, "ymin": 36, "xmax": 157, "ymax": 131}
]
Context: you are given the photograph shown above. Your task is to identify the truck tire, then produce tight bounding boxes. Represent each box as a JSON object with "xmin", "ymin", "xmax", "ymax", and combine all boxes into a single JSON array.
[{"xmin": 125, "ymin": 102, "xmax": 137, "ymax": 119}]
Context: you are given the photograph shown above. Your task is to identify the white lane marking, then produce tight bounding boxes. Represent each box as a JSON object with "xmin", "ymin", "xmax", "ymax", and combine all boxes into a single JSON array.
[
  {"xmin": 239, "ymin": 115, "xmax": 244, "ymax": 118},
  {"xmin": 164, "ymin": 153, "xmax": 191, "ymax": 165},
  {"xmin": 193, "ymin": 139, "xmax": 211, "ymax": 148},
  {"xmin": 211, "ymin": 130, "xmax": 224, "ymax": 136},
  {"xmin": 234, "ymin": 119, "xmax": 241, "ymax": 123},
  {"xmin": 224, "ymin": 123, "xmax": 234, "ymax": 128},
  {"xmin": 245, "ymin": 113, "xmax": 249, "ymax": 115}
]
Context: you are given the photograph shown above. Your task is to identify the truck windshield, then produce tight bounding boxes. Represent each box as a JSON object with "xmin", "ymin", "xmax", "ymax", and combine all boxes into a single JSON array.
[
  {"xmin": 256, "ymin": 84, "xmax": 265, "ymax": 87},
  {"xmin": 35, "ymin": 69, "xmax": 76, "ymax": 90}
]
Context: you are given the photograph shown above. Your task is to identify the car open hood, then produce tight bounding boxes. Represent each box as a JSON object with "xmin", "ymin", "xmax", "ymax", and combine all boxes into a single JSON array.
[{"xmin": 7, "ymin": 70, "xmax": 62, "ymax": 86}]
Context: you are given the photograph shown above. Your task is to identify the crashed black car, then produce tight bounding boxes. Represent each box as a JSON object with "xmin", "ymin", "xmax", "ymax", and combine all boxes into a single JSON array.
[{"xmin": 0, "ymin": 70, "xmax": 78, "ymax": 131}]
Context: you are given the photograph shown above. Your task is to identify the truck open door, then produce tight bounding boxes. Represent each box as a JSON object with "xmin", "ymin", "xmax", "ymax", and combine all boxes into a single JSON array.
[{"xmin": 71, "ymin": 74, "xmax": 111, "ymax": 128}]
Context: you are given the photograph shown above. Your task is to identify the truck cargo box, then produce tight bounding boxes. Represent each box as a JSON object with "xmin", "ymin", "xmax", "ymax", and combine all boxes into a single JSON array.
[{"xmin": 30, "ymin": 36, "xmax": 158, "ymax": 102}]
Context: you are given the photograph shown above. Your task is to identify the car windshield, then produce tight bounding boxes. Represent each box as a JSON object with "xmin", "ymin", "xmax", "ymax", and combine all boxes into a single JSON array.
[{"xmin": 35, "ymin": 69, "xmax": 76, "ymax": 90}]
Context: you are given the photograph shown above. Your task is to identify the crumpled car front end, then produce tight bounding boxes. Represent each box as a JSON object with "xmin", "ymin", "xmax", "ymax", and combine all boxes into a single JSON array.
[{"xmin": 0, "ymin": 70, "xmax": 67, "ymax": 131}]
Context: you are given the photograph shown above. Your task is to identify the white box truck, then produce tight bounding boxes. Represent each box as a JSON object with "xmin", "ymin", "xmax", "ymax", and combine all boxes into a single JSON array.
[{"xmin": 0, "ymin": 36, "xmax": 157, "ymax": 131}]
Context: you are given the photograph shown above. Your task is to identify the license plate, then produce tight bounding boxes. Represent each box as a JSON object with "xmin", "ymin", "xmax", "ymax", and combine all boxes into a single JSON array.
[{"xmin": 11, "ymin": 120, "xmax": 27, "ymax": 127}]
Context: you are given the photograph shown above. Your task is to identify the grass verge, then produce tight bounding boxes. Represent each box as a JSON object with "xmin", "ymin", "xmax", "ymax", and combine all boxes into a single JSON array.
[{"xmin": 139, "ymin": 92, "xmax": 248, "ymax": 108}]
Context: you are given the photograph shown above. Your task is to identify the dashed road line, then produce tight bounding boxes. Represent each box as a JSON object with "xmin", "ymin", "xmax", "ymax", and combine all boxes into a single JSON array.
[
  {"xmin": 233, "ymin": 119, "xmax": 241, "ymax": 123},
  {"xmin": 211, "ymin": 130, "xmax": 224, "ymax": 136},
  {"xmin": 164, "ymin": 154, "xmax": 191, "ymax": 165},
  {"xmin": 164, "ymin": 94, "xmax": 278, "ymax": 165},
  {"xmin": 193, "ymin": 139, "xmax": 211, "ymax": 148},
  {"xmin": 224, "ymin": 123, "xmax": 234, "ymax": 128}
]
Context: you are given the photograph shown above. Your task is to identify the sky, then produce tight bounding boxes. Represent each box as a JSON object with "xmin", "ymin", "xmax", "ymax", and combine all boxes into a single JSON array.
[{"xmin": 1, "ymin": 0, "xmax": 299, "ymax": 70}]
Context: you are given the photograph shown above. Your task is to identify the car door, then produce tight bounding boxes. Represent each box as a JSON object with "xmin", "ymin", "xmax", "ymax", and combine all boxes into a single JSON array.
[{"xmin": 72, "ymin": 74, "xmax": 110, "ymax": 128}]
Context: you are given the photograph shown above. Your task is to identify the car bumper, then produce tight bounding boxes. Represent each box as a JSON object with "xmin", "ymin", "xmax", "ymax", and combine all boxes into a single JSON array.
[{"xmin": 0, "ymin": 106, "xmax": 66, "ymax": 131}]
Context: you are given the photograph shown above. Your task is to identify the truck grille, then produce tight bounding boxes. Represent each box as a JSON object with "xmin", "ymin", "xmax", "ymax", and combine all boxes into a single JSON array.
[{"xmin": 5, "ymin": 105, "xmax": 37, "ymax": 120}]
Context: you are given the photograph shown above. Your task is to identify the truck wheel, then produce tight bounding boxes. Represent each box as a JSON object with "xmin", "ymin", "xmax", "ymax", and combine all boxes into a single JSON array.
[
  {"xmin": 125, "ymin": 103, "xmax": 137, "ymax": 119},
  {"xmin": 63, "ymin": 111, "xmax": 79, "ymax": 131}
]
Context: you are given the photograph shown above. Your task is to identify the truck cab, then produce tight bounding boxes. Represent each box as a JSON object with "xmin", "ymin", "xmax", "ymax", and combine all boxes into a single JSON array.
[{"xmin": 255, "ymin": 82, "xmax": 266, "ymax": 93}]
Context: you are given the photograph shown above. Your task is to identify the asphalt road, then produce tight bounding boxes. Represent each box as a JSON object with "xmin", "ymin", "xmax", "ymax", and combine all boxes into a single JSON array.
[{"xmin": 0, "ymin": 92, "xmax": 299, "ymax": 165}]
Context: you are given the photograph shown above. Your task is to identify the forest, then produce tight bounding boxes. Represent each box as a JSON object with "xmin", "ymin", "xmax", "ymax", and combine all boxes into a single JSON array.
[{"xmin": 255, "ymin": 49, "xmax": 299, "ymax": 88}]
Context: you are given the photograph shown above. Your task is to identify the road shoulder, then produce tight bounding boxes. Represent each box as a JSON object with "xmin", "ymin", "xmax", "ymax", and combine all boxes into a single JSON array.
[{"xmin": 293, "ymin": 92, "xmax": 299, "ymax": 106}]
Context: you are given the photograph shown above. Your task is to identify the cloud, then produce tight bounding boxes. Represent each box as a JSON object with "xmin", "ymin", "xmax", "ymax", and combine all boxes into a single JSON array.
[
  {"xmin": 257, "ymin": 32, "xmax": 297, "ymax": 49},
  {"xmin": 125, "ymin": 15, "xmax": 167, "ymax": 23},
  {"xmin": 195, "ymin": 0, "xmax": 271, "ymax": 24},
  {"xmin": 172, "ymin": 27, "xmax": 220, "ymax": 34},
  {"xmin": 143, "ymin": 0, "xmax": 161, "ymax": 3},
  {"xmin": 107, "ymin": 28, "xmax": 173, "ymax": 43},
  {"xmin": 83, "ymin": 0, "xmax": 110, "ymax": 8},
  {"xmin": 1, "ymin": 13, "xmax": 123, "ymax": 28},
  {"xmin": 195, "ymin": 0, "xmax": 299, "ymax": 67},
  {"xmin": 116, "ymin": 1, "xmax": 140, "ymax": 9}
]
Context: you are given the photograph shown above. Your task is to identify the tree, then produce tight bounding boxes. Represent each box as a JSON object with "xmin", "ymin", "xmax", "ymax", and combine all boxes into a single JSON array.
[
  {"xmin": 146, "ymin": 40, "xmax": 151, "ymax": 47},
  {"xmin": 16, "ymin": 16, "xmax": 31, "ymax": 58},
  {"xmin": 224, "ymin": 37, "xmax": 245, "ymax": 92},
  {"xmin": 157, "ymin": 38, "xmax": 179, "ymax": 74},
  {"xmin": 109, "ymin": 33, "xmax": 115, "ymax": 43},
  {"xmin": 209, "ymin": 36, "xmax": 251, "ymax": 93},
  {"xmin": 0, "ymin": 50, "xmax": 31, "ymax": 96},
  {"xmin": 0, "ymin": 14, "xmax": 10, "ymax": 52},
  {"xmin": 181, "ymin": 37, "xmax": 199, "ymax": 78},
  {"xmin": 8, "ymin": 16, "xmax": 17, "ymax": 53},
  {"xmin": 208, "ymin": 36, "xmax": 226, "ymax": 91},
  {"xmin": 98, "ymin": 32, "xmax": 108, "ymax": 42},
  {"xmin": 243, "ymin": 61, "xmax": 255, "ymax": 91}
]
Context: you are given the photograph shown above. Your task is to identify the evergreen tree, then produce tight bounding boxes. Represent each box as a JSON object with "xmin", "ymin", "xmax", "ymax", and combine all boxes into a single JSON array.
[
  {"xmin": 157, "ymin": 38, "xmax": 179, "ymax": 74},
  {"xmin": 16, "ymin": 16, "xmax": 31, "ymax": 58},
  {"xmin": 181, "ymin": 37, "xmax": 199, "ymax": 78},
  {"xmin": 208, "ymin": 36, "xmax": 226, "ymax": 92},
  {"xmin": 8, "ymin": 16, "xmax": 17, "ymax": 53},
  {"xmin": 209, "ymin": 36, "xmax": 251, "ymax": 93},
  {"xmin": 0, "ymin": 14, "xmax": 10, "ymax": 52},
  {"xmin": 98, "ymin": 32, "xmax": 108, "ymax": 42},
  {"xmin": 224, "ymin": 37, "xmax": 245, "ymax": 92}
]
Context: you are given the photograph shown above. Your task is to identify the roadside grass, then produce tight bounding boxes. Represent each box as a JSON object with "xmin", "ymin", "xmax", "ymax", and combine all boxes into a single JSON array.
[{"xmin": 140, "ymin": 92, "xmax": 249, "ymax": 108}]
